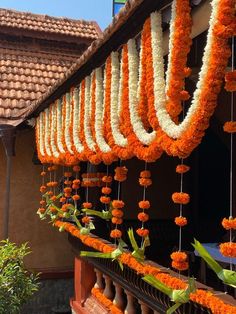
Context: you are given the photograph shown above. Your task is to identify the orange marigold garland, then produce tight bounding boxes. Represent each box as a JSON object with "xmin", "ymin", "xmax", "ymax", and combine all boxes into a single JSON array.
[
  {"xmin": 54, "ymin": 220, "xmax": 236, "ymax": 314},
  {"xmin": 91, "ymin": 288, "xmax": 123, "ymax": 314},
  {"xmin": 225, "ymin": 70, "xmax": 236, "ymax": 92}
]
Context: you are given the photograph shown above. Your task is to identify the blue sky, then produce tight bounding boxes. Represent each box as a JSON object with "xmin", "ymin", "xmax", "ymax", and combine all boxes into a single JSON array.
[{"xmin": 0, "ymin": 0, "xmax": 113, "ymax": 30}]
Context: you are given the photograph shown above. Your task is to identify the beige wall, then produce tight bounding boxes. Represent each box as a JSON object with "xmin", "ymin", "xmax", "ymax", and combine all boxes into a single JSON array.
[{"xmin": 0, "ymin": 128, "xmax": 74, "ymax": 271}]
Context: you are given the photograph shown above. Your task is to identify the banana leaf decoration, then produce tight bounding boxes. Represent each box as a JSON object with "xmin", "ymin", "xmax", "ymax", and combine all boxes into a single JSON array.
[
  {"xmin": 127, "ymin": 228, "xmax": 150, "ymax": 262},
  {"xmin": 192, "ymin": 239, "xmax": 236, "ymax": 288},
  {"xmin": 80, "ymin": 239, "xmax": 127, "ymax": 270},
  {"xmin": 142, "ymin": 275, "xmax": 196, "ymax": 314},
  {"xmin": 37, "ymin": 193, "xmax": 63, "ymax": 220},
  {"xmin": 82, "ymin": 208, "xmax": 112, "ymax": 220}
]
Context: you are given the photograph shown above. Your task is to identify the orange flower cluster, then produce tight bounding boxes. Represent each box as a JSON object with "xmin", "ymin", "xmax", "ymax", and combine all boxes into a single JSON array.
[
  {"xmin": 175, "ymin": 216, "xmax": 188, "ymax": 227},
  {"xmin": 91, "ymin": 288, "xmax": 123, "ymax": 314},
  {"xmin": 83, "ymin": 202, "xmax": 92, "ymax": 209},
  {"xmin": 54, "ymin": 220, "xmax": 236, "ymax": 314},
  {"xmin": 225, "ymin": 70, "xmax": 236, "ymax": 92},
  {"xmin": 222, "ymin": 217, "xmax": 236, "ymax": 230},
  {"xmin": 223, "ymin": 121, "xmax": 236, "ymax": 133},
  {"xmin": 172, "ymin": 192, "xmax": 190, "ymax": 205},
  {"xmin": 176, "ymin": 164, "xmax": 190, "ymax": 174},
  {"xmin": 100, "ymin": 175, "xmax": 112, "ymax": 206},
  {"xmin": 139, "ymin": 170, "xmax": 152, "ymax": 187},
  {"xmin": 111, "ymin": 200, "xmax": 125, "ymax": 233},
  {"xmin": 170, "ymin": 251, "xmax": 189, "ymax": 271},
  {"xmin": 114, "ymin": 166, "xmax": 128, "ymax": 182},
  {"xmin": 220, "ymin": 242, "xmax": 236, "ymax": 258}
]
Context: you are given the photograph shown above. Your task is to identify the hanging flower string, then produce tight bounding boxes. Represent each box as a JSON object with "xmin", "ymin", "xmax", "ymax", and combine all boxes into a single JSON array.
[
  {"xmin": 221, "ymin": 36, "xmax": 236, "ymax": 262},
  {"xmin": 171, "ymin": 158, "xmax": 190, "ymax": 272},
  {"xmin": 110, "ymin": 164, "xmax": 128, "ymax": 240},
  {"xmin": 136, "ymin": 165, "xmax": 151, "ymax": 239}
]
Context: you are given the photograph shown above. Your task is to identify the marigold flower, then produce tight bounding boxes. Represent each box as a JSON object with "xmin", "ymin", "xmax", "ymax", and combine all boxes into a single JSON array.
[
  {"xmin": 72, "ymin": 195, "xmax": 80, "ymax": 201},
  {"xmin": 112, "ymin": 217, "xmax": 123, "ymax": 225},
  {"xmin": 64, "ymin": 187, "xmax": 72, "ymax": 193},
  {"xmin": 40, "ymin": 171, "xmax": 46, "ymax": 176},
  {"xmin": 83, "ymin": 202, "xmax": 92, "ymax": 209},
  {"xmin": 40, "ymin": 185, "xmax": 47, "ymax": 193},
  {"xmin": 171, "ymin": 251, "xmax": 188, "ymax": 262},
  {"xmin": 172, "ymin": 192, "xmax": 190, "ymax": 205},
  {"xmin": 102, "ymin": 187, "xmax": 112, "ymax": 195},
  {"xmin": 225, "ymin": 70, "xmax": 236, "ymax": 91},
  {"xmin": 137, "ymin": 212, "xmax": 149, "ymax": 222},
  {"xmin": 38, "ymin": 207, "xmax": 45, "ymax": 213},
  {"xmin": 72, "ymin": 184, "xmax": 79, "ymax": 190},
  {"xmin": 73, "ymin": 179, "xmax": 80, "ymax": 185},
  {"xmin": 73, "ymin": 165, "xmax": 81, "ymax": 172},
  {"xmin": 62, "ymin": 204, "xmax": 70, "ymax": 212},
  {"xmin": 138, "ymin": 200, "xmax": 150, "ymax": 209},
  {"xmin": 46, "ymin": 182, "xmax": 53, "ymax": 187},
  {"xmin": 50, "ymin": 196, "xmax": 57, "ymax": 202},
  {"xmin": 184, "ymin": 67, "xmax": 192, "ymax": 77},
  {"xmin": 112, "ymin": 200, "xmax": 125, "ymax": 208},
  {"xmin": 222, "ymin": 217, "xmax": 236, "ymax": 230},
  {"xmin": 220, "ymin": 242, "xmax": 236, "ymax": 258},
  {"xmin": 40, "ymin": 200, "xmax": 46, "ymax": 206},
  {"xmin": 136, "ymin": 228, "xmax": 149, "ymax": 237},
  {"xmin": 102, "ymin": 176, "xmax": 113, "ymax": 183},
  {"xmin": 223, "ymin": 121, "xmax": 236, "ymax": 133},
  {"xmin": 140, "ymin": 170, "xmax": 151, "ymax": 178},
  {"xmin": 112, "ymin": 209, "xmax": 124, "ymax": 218},
  {"xmin": 64, "ymin": 172, "xmax": 72, "ymax": 178},
  {"xmin": 139, "ymin": 178, "xmax": 152, "ymax": 187},
  {"xmin": 180, "ymin": 90, "xmax": 190, "ymax": 101},
  {"xmin": 64, "ymin": 193, "xmax": 71, "ymax": 198},
  {"xmin": 49, "ymin": 206, "xmax": 57, "ymax": 213},
  {"xmin": 114, "ymin": 175, "xmax": 127, "ymax": 182},
  {"xmin": 175, "ymin": 216, "xmax": 188, "ymax": 227},
  {"xmin": 82, "ymin": 216, "xmax": 90, "ymax": 224},
  {"xmin": 176, "ymin": 164, "xmax": 190, "ymax": 174},
  {"xmin": 60, "ymin": 197, "xmax": 66, "ymax": 203},
  {"xmin": 115, "ymin": 166, "xmax": 128, "ymax": 176},
  {"xmin": 46, "ymin": 191, "xmax": 53, "ymax": 196},
  {"xmin": 51, "ymin": 181, "xmax": 58, "ymax": 187},
  {"xmin": 64, "ymin": 180, "xmax": 72, "ymax": 185},
  {"xmin": 100, "ymin": 196, "xmax": 111, "ymax": 204},
  {"xmin": 47, "ymin": 166, "xmax": 52, "ymax": 172},
  {"xmin": 51, "ymin": 165, "xmax": 58, "ymax": 171},
  {"xmin": 172, "ymin": 261, "xmax": 189, "ymax": 271},
  {"xmin": 110, "ymin": 229, "xmax": 122, "ymax": 238}
]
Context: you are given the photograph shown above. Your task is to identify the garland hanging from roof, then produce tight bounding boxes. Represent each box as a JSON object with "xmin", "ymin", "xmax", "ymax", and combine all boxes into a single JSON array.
[{"xmin": 35, "ymin": 0, "xmax": 235, "ymax": 165}]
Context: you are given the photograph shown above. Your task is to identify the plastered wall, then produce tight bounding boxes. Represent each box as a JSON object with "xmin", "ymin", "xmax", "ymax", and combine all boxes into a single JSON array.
[{"xmin": 0, "ymin": 128, "xmax": 74, "ymax": 271}]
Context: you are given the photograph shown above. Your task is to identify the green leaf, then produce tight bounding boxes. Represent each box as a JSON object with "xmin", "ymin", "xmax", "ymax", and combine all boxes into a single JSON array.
[
  {"xmin": 142, "ymin": 275, "xmax": 172, "ymax": 298},
  {"xmin": 82, "ymin": 208, "xmax": 112, "ymax": 220},
  {"xmin": 218, "ymin": 269, "xmax": 236, "ymax": 288},
  {"xmin": 80, "ymin": 251, "xmax": 113, "ymax": 258},
  {"xmin": 128, "ymin": 228, "xmax": 146, "ymax": 262},
  {"xmin": 167, "ymin": 303, "xmax": 182, "ymax": 314},
  {"xmin": 192, "ymin": 239, "xmax": 222, "ymax": 275}
]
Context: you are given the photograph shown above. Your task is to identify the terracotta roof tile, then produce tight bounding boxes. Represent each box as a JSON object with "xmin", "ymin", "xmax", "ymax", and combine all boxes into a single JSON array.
[{"xmin": 0, "ymin": 8, "xmax": 101, "ymax": 40}]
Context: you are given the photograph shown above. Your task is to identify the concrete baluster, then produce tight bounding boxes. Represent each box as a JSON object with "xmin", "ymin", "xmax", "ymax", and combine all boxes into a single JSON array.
[
  {"xmin": 124, "ymin": 290, "xmax": 136, "ymax": 314},
  {"xmin": 94, "ymin": 268, "xmax": 104, "ymax": 289},
  {"xmin": 103, "ymin": 274, "xmax": 114, "ymax": 300},
  {"xmin": 113, "ymin": 282, "xmax": 126, "ymax": 310}
]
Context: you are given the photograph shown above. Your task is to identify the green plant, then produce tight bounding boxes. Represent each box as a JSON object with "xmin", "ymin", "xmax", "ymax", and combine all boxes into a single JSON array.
[{"xmin": 0, "ymin": 239, "xmax": 39, "ymax": 314}]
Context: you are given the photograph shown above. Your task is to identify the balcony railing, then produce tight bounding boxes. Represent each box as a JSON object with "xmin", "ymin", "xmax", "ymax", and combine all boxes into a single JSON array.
[{"xmin": 69, "ymin": 234, "xmax": 236, "ymax": 314}]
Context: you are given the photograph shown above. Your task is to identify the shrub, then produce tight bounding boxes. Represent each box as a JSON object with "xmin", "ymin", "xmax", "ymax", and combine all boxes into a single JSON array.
[{"xmin": 0, "ymin": 240, "xmax": 39, "ymax": 314}]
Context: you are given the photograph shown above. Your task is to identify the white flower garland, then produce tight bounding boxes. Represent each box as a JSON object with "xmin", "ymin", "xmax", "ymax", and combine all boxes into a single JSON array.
[
  {"xmin": 38, "ymin": 113, "xmax": 45, "ymax": 157},
  {"xmin": 64, "ymin": 92, "xmax": 74, "ymax": 154},
  {"xmin": 94, "ymin": 67, "xmax": 112, "ymax": 153},
  {"xmin": 84, "ymin": 74, "xmax": 96, "ymax": 151},
  {"xmin": 72, "ymin": 86, "xmax": 84, "ymax": 153},
  {"xmin": 50, "ymin": 103, "xmax": 59, "ymax": 159},
  {"xmin": 56, "ymin": 98, "xmax": 65, "ymax": 154},
  {"xmin": 127, "ymin": 38, "xmax": 156, "ymax": 145},
  {"xmin": 110, "ymin": 51, "xmax": 128, "ymax": 147},
  {"xmin": 153, "ymin": 0, "xmax": 219, "ymax": 139},
  {"xmin": 44, "ymin": 108, "xmax": 52, "ymax": 157}
]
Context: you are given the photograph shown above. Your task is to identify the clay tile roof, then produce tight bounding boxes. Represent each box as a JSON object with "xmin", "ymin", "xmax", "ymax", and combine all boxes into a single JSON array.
[
  {"xmin": 0, "ymin": 8, "xmax": 102, "ymax": 124},
  {"xmin": 0, "ymin": 8, "xmax": 101, "ymax": 40}
]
